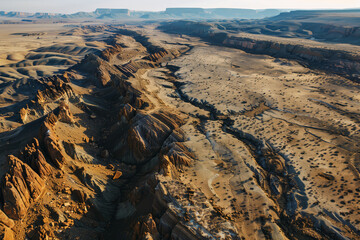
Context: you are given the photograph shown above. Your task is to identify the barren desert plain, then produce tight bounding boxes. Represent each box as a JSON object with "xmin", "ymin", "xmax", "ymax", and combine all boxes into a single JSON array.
[{"xmin": 0, "ymin": 8, "xmax": 359, "ymax": 240}]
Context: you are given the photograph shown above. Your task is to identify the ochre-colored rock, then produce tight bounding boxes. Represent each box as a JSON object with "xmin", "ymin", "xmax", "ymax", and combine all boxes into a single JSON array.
[
  {"xmin": 113, "ymin": 171, "xmax": 122, "ymax": 180},
  {"xmin": 0, "ymin": 210, "xmax": 14, "ymax": 229},
  {"xmin": 2, "ymin": 155, "xmax": 45, "ymax": 220},
  {"xmin": 159, "ymin": 155, "xmax": 178, "ymax": 178},
  {"xmin": 20, "ymin": 138, "xmax": 52, "ymax": 178},
  {"xmin": 35, "ymin": 76, "xmax": 73, "ymax": 107},
  {"xmin": 127, "ymin": 112, "xmax": 182, "ymax": 164},
  {"xmin": 118, "ymin": 103, "xmax": 136, "ymax": 122},
  {"xmin": 101, "ymin": 44, "xmax": 122, "ymax": 61},
  {"xmin": 19, "ymin": 107, "xmax": 29, "ymax": 124},
  {"xmin": 39, "ymin": 113, "xmax": 66, "ymax": 169},
  {"xmin": 132, "ymin": 214, "xmax": 159, "ymax": 240},
  {"xmin": 44, "ymin": 135, "xmax": 66, "ymax": 169},
  {"xmin": 159, "ymin": 142, "xmax": 193, "ymax": 178},
  {"xmin": 58, "ymin": 101, "xmax": 75, "ymax": 124},
  {"xmin": 163, "ymin": 142, "xmax": 193, "ymax": 168},
  {"xmin": 145, "ymin": 50, "xmax": 170, "ymax": 62},
  {"xmin": 0, "ymin": 225, "xmax": 15, "ymax": 240}
]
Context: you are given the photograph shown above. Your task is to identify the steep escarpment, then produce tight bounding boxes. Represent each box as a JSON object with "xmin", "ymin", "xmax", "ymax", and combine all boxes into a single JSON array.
[
  {"xmin": 222, "ymin": 36, "xmax": 360, "ymax": 81},
  {"xmin": 18, "ymin": 72, "xmax": 74, "ymax": 124},
  {"xmin": 0, "ymin": 26, "xmax": 241, "ymax": 239},
  {"xmin": 1, "ymin": 22, "xmax": 360, "ymax": 240},
  {"xmin": 159, "ymin": 21, "xmax": 360, "ymax": 82}
]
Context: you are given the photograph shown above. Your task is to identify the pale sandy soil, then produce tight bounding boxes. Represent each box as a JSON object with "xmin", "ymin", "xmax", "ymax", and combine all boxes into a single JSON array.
[
  {"xmin": 0, "ymin": 24, "xmax": 109, "ymax": 82},
  {"xmin": 140, "ymin": 27, "xmax": 360, "ymax": 239},
  {"xmin": 0, "ymin": 22, "xmax": 359, "ymax": 240}
]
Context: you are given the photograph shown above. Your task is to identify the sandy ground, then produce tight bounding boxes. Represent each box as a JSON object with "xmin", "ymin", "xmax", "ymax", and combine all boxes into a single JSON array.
[
  {"xmin": 0, "ymin": 23, "xmax": 109, "ymax": 82},
  {"xmin": 0, "ymin": 22, "xmax": 359, "ymax": 239},
  {"xmin": 139, "ymin": 26, "xmax": 360, "ymax": 239}
]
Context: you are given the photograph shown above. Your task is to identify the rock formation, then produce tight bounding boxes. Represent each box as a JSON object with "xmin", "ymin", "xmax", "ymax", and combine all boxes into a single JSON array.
[
  {"xmin": 126, "ymin": 112, "xmax": 183, "ymax": 164},
  {"xmin": 2, "ymin": 155, "xmax": 45, "ymax": 220},
  {"xmin": 0, "ymin": 210, "xmax": 14, "ymax": 229},
  {"xmin": 20, "ymin": 138, "xmax": 52, "ymax": 178},
  {"xmin": 19, "ymin": 107, "xmax": 29, "ymax": 124},
  {"xmin": 74, "ymin": 53, "xmax": 124, "ymax": 86},
  {"xmin": 132, "ymin": 214, "xmax": 160, "ymax": 240},
  {"xmin": 101, "ymin": 44, "xmax": 123, "ymax": 61},
  {"xmin": 58, "ymin": 100, "xmax": 75, "ymax": 124},
  {"xmin": 39, "ymin": 112, "xmax": 67, "ymax": 169}
]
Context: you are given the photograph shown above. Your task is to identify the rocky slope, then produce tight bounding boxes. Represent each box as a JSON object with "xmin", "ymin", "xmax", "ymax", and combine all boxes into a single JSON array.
[
  {"xmin": 0, "ymin": 22, "xmax": 359, "ymax": 240},
  {"xmin": 0, "ymin": 25, "xmax": 239, "ymax": 239},
  {"xmin": 159, "ymin": 21, "xmax": 360, "ymax": 82}
]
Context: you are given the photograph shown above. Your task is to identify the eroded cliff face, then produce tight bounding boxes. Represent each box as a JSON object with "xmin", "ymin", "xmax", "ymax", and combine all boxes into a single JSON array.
[
  {"xmin": 0, "ymin": 25, "xmax": 238, "ymax": 240},
  {"xmin": 222, "ymin": 37, "xmax": 360, "ymax": 81},
  {"xmin": 1, "ymin": 23, "xmax": 360, "ymax": 240},
  {"xmin": 159, "ymin": 21, "xmax": 360, "ymax": 82}
]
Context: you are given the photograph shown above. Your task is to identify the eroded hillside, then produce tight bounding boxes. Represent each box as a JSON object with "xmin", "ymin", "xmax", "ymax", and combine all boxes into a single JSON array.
[{"xmin": 0, "ymin": 21, "xmax": 359, "ymax": 240}]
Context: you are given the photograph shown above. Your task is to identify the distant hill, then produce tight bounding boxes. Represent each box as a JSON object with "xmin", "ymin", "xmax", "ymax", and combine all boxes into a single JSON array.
[
  {"xmin": 0, "ymin": 8, "xmax": 284, "ymax": 20},
  {"xmin": 160, "ymin": 9, "xmax": 360, "ymax": 45},
  {"xmin": 269, "ymin": 9, "xmax": 360, "ymax": 26}
]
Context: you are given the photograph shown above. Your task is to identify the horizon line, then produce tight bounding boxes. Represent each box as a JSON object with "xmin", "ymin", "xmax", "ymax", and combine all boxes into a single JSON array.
[{"xmin": 1, "ymin": 7, "xmax": 360, "ymax": 15}]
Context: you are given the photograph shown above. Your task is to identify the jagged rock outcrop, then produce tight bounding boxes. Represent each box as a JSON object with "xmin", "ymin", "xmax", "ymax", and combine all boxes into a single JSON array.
[
  {"xmin": 160, "ymin": 21, "xmax": 360, "ymax": 81},
  {"xmin": 145, "ymin": 49, "xmax": 182, "ymax": 63},
  {"xmin": 2, "ymin": 155, "xmax": 45, "ymax": 220},
  {"xmin": 0, "ymin": 210, "xmax": 14, "ymax": 229},
  {"xmin": 115, "ymin": 60, "xmax": 153, "ymax": 78},
  {"xmin": 74, "ymin": 53, "xmax": 124, "ymax": 86},
  {"xmin": 144, "ymin": 50, "xmax": 169, "ymax": 62},
  {"xmin": 101, "ymin": 44, "xmax": 122, "ymax": 61},
  {"xmin": 19, "ymin": 107, "xmax": 29, "ymax": 124},
  {"xmin": 118, "ymin": 103, "xmax": 136, "ymax": 122},
  {"xmin": 159, "ymin": 142, "xmax": 193, "ymax": 178},
  {"xmin": 132, "ymin": 214, "xmax": 160, "ymax": 240},
  {"xmin": 159, "ymin": 156, "xmax": 179, "ymax": 178},
  {"xmin": 20, "ymin": 138, "xmax": 52, "ymax": 178},
  {"xmin": 149, "ymin": 177, "xmax": 238, "ymax": 239},
  {"xmin": 157, "ymin": 128, "xmax": 194, "ymax": 178},
  {"xmin": 17, "ymin": 74, "xmax": 74, "ymax": 124},
  {"xmin": 126, "ymin": 111, "xmax": 183, "ymax": 164},
  {"xmin": 40, "ymin": 113, "xmax": 66, "ymax": 169},
  {"xmin": 0, "ymin": 225, "xmax": 15, "ymax": 240},
  {"xmin": 161, "ymin": 142, "xmax": 193, "ymax": 168},
  {"xmin": 58, "ymin": 100, "xmax": 75, "ymax": 124},
  {"xmin": 34, "ymin": 75, "xmax": 73, "ymax": 107}
]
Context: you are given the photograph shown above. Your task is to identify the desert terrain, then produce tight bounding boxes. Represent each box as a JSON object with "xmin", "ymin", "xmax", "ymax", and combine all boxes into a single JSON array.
[{"xmin": 0, "ymin": 9, "xmax": 359, "ymax": 240}]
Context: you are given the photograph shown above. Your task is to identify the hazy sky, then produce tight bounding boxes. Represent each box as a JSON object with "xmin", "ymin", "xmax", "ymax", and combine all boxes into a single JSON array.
[{"xmin": 1, "ymin": 0, "xmax": 359, "ymax": 13}]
